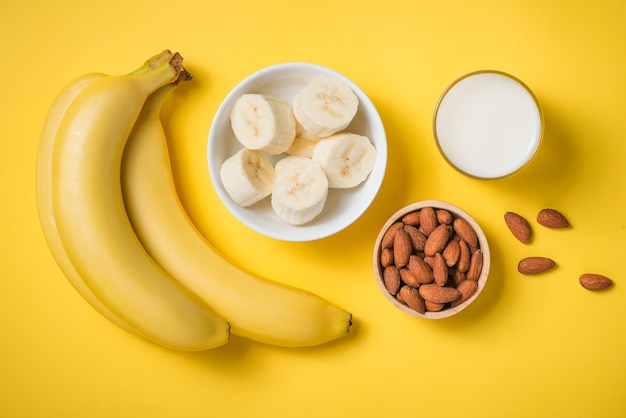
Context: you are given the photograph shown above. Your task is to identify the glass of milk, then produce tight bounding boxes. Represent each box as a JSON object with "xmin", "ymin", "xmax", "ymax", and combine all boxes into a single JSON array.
[{"xmin": 433, "ymin": 71, "xmax": 543, "ymax": 180}]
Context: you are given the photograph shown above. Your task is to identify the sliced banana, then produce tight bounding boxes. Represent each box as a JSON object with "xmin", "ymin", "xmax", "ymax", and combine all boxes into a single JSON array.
[
  {"xmin": 292, "ymin": 76, "xmax": 359, "ymax": 138},
  {"xmin": 230, "ymin": 94, "xmax": 295, "ymax": 154},
  {"xmin": 271, "ymin": 156, "xmax": 329, "ymax": 225},
  {"xmin": 220, "ymin": 148, "xmax": 275, "ymax": 207},
  {"xmin": 295, "ymin": 119, "xmax": 321, "ymax": 142},
  {"xmin": 312, "ymin": 132, "xmax": 377, "ymax": 189},
  {"xmin": 286, "ymin": 136, "xmax": 321, "ymax": 158}
]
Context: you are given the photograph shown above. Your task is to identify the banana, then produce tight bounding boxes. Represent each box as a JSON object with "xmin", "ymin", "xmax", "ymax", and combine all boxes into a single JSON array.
[
  {"xmin": 292, "ymin": 76, "xmax": 359, "ymax": 138},
  {"xmin": 37, "ymin": 71, "xmax": 137, "ymax": 334},
  {"xmin": 121, "ymin": 83, "xmax": 352, "ymax": 347},
  {"xmin": 312, "ymin": 132, "xmax": 377, "ymax": 188},
  {"xmin": 286, "ymin": 136, "xmax": 321, "ymax": 158},
  {"xmin": 219, "ymin": 148, "xmax": 275, "ymax": 207},
  {"xmin": 229, "ymin": 93, "xmax": 295, "ymax": 154},
  {"xmin": 295, "ymin": 119, "xmax": 321, "ymax": 142},
  {"xmin": 36, "ymin": 59, "xmax": 158, "ymax": 336},
  {"xmin": 47, "ymin": 50, "xmax": 229, "ymax": 351},
  {"xmin": 271, "ymin": 156, "xmax": 329, "ymax": 225}
]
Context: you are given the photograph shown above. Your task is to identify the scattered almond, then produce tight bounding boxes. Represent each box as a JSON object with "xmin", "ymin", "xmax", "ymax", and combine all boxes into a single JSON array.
[
  {"xmin": 518, "ymin": 256, "xmax": 556, "ymax": 275},
  {"xmin": 579, "ymin": 273, "xmax": 613, "ymax": 291},
  {"xmin": 504, "ymin": 212, "xmax": 532, "ymax": 244},
  {"xmin": 537, "ymin": 208, "xmax": 570, "ymax": 228}
]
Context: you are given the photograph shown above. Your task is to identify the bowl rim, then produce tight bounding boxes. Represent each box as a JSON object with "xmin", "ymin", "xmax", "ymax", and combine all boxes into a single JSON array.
[
  {"xmin": 373, "ymin": 200, "xmax": 490, "ymax": 319},
  {"xmin": 432, "ymin": 69, "xmax": 544, "ymax": 181},
  {"xmin": 207, "ymin": 62, "xmax": 387, "ymax": 242}
]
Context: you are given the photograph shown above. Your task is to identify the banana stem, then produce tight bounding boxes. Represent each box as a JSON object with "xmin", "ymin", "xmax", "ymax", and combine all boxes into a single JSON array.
[
  {"xmin": 125, "ymin": 50, "xmax": 192, "ymax": 85},
  {"xmin": 125, "ymin": 50, "xmax": 171, "ymax": 77}
]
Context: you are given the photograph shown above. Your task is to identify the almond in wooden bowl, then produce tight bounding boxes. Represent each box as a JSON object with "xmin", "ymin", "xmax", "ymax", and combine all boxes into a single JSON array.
[{"xmin": 373, "ymin": 200, "xmax": 490, "ymax": 319}]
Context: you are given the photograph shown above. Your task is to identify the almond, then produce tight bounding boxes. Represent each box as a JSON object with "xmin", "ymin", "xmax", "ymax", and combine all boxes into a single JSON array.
[
  {"xmin": 380, "ymin": 247, "xmax": 393, "ymax": 267},
  {"xmin": 424, "ymin": 224, "xmax": 452, "ymax": 256},
  {"xmin": 518, "ymin": 256, "xmax": 556, "ymax": 275},
  {"xmin": 383, "ymin": 266, "xmax": 401, "ymax": 295},
  {"xmin": 457, "ymin": 239, "xmax": 470, "ymax": 272},
  {"xmin": 504, "ymin": 212, "xmax": 532, "ymax": 244},
  {"xmin": 433, "ymin": 253, "xmax": 449, "ymax": 287},
  {"xmin": 452, "ymin": 269, "xmax": 466, "ymax": 286},
  {"xmin": 537, "ymin": 208, "xmax": 570, "ymax": 228},
  {"xmin": 393, "ymin": 228, "xmax": 413, "ymax": 268},
  {"xmin": 453, "ymin": 217, "xmax": 478, "ymax": 248},
  {"xmin": 419, "ymin": 207, "xmax": 438, "ymax": 236},
  {"xmin": 442, "ymin": 239, "xmax": 460, "ymax": 267},
  {"xmin": 425, "ymin": 301, "xmax": 445, "ymax": 312},
  {"xmin": 579, "ymin": 273, "xmax": 613, "ymax": 291},
  {"xmin": 399, "ymin": 268, "xmax": 420, "ymax": 287},
  {"xmin": 408, "ymin": 254, "xmax": 434, "ymax": 284},
  {"xmin": 382, "ymin": 221, "xmax": 403, "ymax": 249},
  {"xmin": 466, "ymin": 249, "xmax": 483, "ymax": 281},
  {"xmin": 378, "ymin": 206, "xmax": 488, "ymax": 316},
  {"xmin": 419, "ymin": 283, "xmax": 461, "ymax": 304},
  {"xmin": 436, "ymin": 209, "xmax": 453, "ymax": 225},
  {"xmin": 402, "ymin": 211, "xmax": 420, "ymax": 226},
  {"xmin": 452, "ymin": 279, "xmax": 478, "ymax": 307},
  {"xmin": 403, "ymin": 224, "xmax": 427, "ymax": 252},
  {"xmin": 399, "ymin": 285, "xmax": 426, "ymax": 314}
]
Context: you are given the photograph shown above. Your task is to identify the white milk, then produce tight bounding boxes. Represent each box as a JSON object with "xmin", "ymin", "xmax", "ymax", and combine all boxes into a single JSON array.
[{"xmin": 434, "ymin": 71, "xmax": 542, "ymax": 179}]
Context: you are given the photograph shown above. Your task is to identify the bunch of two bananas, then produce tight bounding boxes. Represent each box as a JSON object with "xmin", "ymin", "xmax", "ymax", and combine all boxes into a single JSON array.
[{"xmin": 37, "ymin": 50, "xmax": 352, "ymax": 351}]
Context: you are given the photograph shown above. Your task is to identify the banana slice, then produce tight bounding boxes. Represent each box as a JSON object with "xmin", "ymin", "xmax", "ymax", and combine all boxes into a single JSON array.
[
  {"xmin": 292, "ymin": 76, "xmax": 359, "ymax": 138},
  {"xmin": 229, "ymin": 93, "xmax": 296, "ymax": 154},
  {"xmin": 286, "ymin": 136, "xmax": 321, "ymax": 158},
  {"xmin": 295, "ymin": 119, "xmax": 321, "ymax": 142},
  {"xmin": 271, "ymin": 156, "xmax": 329, "ymax": 225},
  {"xmin": 312, "ymin": 132, "xmax": 377, "ymax": 189},
  {"xmin": 220, "ymin": 148, "xmax": 275, "ymax": 207}
]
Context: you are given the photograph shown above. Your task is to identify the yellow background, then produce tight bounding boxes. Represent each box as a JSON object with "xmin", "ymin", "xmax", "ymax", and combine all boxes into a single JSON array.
[{"xmin": 1, "ymin": 0, "xmax": 625, "ymax": 416}]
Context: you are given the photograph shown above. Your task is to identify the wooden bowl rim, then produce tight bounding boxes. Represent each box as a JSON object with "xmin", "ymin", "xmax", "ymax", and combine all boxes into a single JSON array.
[{"xmin": 373, "ymin": 200, "xmax": 490, "ymax": 319}]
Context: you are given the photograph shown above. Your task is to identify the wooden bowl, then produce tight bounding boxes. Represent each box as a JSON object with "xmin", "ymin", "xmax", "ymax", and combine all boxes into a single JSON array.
[{"xmin": 373, "ymin": 200, "xmax": 490, "ymax": 319}]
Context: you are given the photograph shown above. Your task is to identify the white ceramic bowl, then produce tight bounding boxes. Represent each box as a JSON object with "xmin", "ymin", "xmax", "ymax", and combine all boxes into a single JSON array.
[{"xmin": 207, "ymin": 63, "xmax": 387, "ymax": 241}]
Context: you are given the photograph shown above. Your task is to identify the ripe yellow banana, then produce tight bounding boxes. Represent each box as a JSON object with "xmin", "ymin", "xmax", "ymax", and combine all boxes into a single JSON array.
[
  {"xmin": 44, "ymin": 50, "xmax": 229, "ymax": 351},
  {"xmin": 122, "ymin": 83, "xmax": 352, "ymax": 347},
  {"xmin": 37, "ymin": 71, "xmax": 136, "ymax": 334},
  {"xmin": 37, "ymin": 59, "xmax": 160, "ymax": 337}
]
